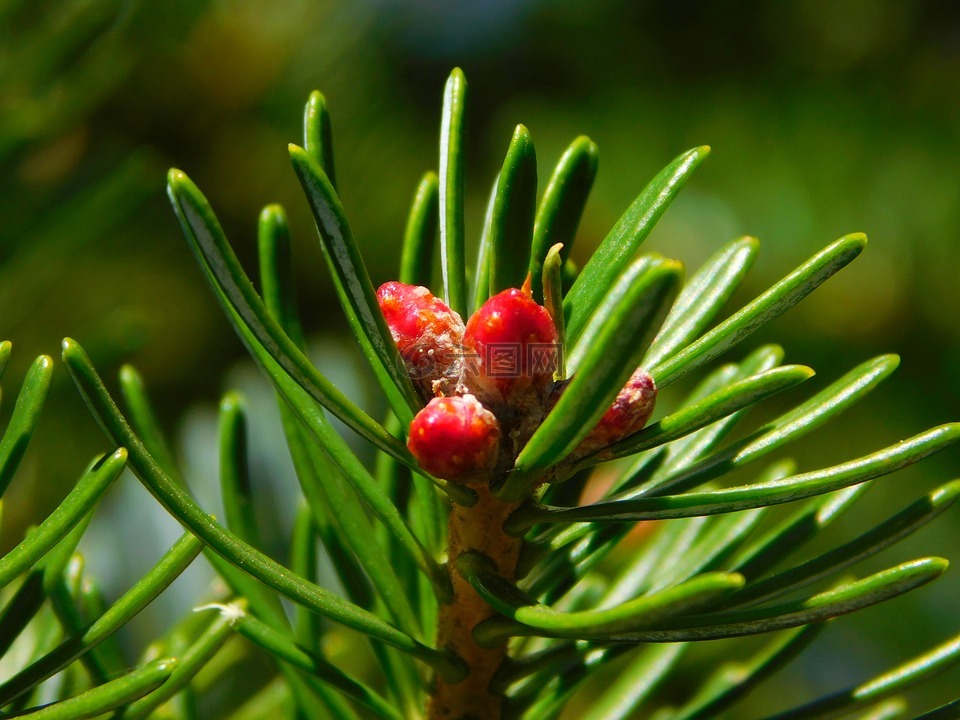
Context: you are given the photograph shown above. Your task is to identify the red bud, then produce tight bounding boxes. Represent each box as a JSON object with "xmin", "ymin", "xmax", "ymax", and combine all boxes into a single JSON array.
[
  {"xmin": 407, "ymin": 394, "xmax": 501, "ymax": 482},
  {"xmin": 377, "ymin": 281, "xmax": 465, "ymax": 397},
  {"xmin": 463, "ymin": 288, "xmax": 558, "ymax": 403}
]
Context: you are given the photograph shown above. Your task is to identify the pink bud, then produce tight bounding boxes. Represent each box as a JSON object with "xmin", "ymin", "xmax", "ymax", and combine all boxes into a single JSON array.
[{"xmin": 572, "ymin": 368, "xmax": 657, "ymax": 457}]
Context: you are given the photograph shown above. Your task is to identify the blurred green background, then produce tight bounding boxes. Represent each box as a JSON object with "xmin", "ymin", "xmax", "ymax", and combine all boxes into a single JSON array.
[{"xmin": 2, "ymin": 0, "xmax": 959, "ymax": 715}]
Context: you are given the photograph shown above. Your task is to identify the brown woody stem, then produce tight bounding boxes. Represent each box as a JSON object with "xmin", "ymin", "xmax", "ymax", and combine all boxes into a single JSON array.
[{"xmin": 428, "ymin": 486, "xmax": 523, "ymax": 719}]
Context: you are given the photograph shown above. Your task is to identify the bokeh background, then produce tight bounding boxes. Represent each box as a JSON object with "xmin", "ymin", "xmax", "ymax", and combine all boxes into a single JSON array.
[{"xmin": 2, "ymin": 0, "xmax": 959, "ymax": 715}]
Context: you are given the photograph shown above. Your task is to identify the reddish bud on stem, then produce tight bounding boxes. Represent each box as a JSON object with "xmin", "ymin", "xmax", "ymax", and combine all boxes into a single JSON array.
[
  {"xmin": 377, "ymin": 281, "xmax": 465, "ymax": 396},
  {"xmin": 463, "ymin": 287, "xmax": 558, "ymax": 403},
  {"xmin": 573, "ymin": 368, "xmax": 657, "ymax": 457},
  {"xmin": 408, "ymin": 394, "xmax": 501, "ymax": 482}
]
